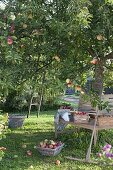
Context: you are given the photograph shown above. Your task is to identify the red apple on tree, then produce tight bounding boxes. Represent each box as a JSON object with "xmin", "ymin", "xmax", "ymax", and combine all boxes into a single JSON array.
[
  {"xmin": 90, "ymin": 58, "xmax": 98, "ymax": 65},
  {"xmin": 76, "ymin": 85, "xmax": 81, "ymax": 91},
  {"xmin": 7, "ymin": 36, "xmax": 13, "ymax": 45},
  {"xmin": 96, "ymin": 34, "xmax": 104, "ymax": 41}
]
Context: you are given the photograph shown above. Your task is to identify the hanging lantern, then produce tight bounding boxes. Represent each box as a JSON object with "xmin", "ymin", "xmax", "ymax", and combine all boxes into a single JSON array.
[{"xmin": 90, "ymin": 58, "xmax": 98, "ymax": 65}]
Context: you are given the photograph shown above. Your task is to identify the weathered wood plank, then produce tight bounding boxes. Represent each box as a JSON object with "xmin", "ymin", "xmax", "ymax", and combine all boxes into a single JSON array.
[{"xmin": 65, "ymin": 156, "xmax": 113, "ymax": 166}]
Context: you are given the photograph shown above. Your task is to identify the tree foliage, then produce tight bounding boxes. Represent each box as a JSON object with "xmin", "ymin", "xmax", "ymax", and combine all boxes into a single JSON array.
[{"xmin": 0, "ymin": 0, "xmax": 113, "ymax": 101}]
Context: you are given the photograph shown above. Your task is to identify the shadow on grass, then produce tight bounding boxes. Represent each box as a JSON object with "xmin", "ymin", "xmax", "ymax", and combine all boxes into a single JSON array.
[{"xmin": 23, "ymin": 110, "xmax": 56, "ymax": 117}]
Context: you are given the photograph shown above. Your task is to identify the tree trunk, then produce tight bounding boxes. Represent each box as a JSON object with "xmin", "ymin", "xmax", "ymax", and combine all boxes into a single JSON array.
[{"xmin": 93, "ymin": 60, "xmax": 104, "ymax": 97}]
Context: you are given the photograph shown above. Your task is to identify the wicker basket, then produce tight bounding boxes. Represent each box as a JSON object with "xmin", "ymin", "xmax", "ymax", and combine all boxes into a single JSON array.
[
  {"xmin": 37, "ymin": 143, "xmax": 64, "ymax": 156},
  {"xmin": 97, "ymin": 116, "xmax": 113, "ymax": 126}
]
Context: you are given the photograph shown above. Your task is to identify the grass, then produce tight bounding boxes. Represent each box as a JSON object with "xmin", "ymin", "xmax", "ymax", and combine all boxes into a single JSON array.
[{"xmin": 0, "ymin": 110, "xmax": 113, "ymax": 170}]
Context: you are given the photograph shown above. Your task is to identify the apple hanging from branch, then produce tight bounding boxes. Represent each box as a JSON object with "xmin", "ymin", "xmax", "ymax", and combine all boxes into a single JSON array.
[
  {"xmin": 96, "ymin": 34, "xmax": 104, "ymax": 41},
  {"xmin": 7, "ymin": 36, "xmax": 13, "ymax": 45},
  {"xmin": 90, "ymin": 58, "xmax": 98, "ymax": 65},
  {"xmin": 76, "ymin": 85, "xmax": 81, "ymax": 91}
]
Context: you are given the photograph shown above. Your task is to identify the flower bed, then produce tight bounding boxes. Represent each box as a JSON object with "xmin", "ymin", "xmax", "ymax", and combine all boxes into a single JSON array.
[{"xmin": 97, "ymin": 143, "xmax": 113, "ymax": 165}]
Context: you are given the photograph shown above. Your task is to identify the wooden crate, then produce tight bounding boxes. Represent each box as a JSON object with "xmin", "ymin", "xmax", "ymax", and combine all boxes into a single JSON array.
[
  {"xmin": 97, "ymin": 116, "xmax": 113, "ymax": 126},
  {"xmin": 73, "ymin": 112, "xmax": 89, "ymax": 124}
]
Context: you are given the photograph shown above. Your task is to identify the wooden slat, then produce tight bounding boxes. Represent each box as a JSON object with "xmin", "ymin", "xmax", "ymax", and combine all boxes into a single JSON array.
[{"xmin": 59, "ymin": 120, "xmax": 113, "ymax": 131}]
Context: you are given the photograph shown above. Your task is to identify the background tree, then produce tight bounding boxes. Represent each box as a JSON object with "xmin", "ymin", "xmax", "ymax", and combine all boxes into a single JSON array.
[{"xmin": 67, "ymin": 0, "xmax": 113, "ymax": 95}]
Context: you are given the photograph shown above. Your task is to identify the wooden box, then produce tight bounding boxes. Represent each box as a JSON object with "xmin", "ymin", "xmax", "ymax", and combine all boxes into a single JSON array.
[
  {"xmin": 97, "ymin": 116, "xmax": 113, "ymax": 126},
  {"xmin": 73, "ymin": 111, "xmax": 89, "ymax": 124}
]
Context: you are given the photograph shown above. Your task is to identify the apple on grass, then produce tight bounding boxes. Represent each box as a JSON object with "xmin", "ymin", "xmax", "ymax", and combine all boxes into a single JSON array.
[
  {"xmin": 22, "ymin": 144, "xmax": 27, "ymax": 148},
  {"xmin": 27, "ymin": 150, "xmax": 32, "ymax": 156},
  {"xmin": 55, "ymin": 160, "xmax": 60, "ymax": 165}
]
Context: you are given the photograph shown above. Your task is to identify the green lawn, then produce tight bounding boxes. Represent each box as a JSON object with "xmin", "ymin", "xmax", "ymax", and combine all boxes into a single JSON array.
[{"xmin": 0, "ymin": 111, "xmax": 113, "ymax": 170}]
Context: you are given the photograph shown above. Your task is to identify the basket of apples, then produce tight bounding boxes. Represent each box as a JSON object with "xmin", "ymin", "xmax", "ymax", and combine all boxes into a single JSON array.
[{"xmin": 36, "ymin": 139, "xmax": 64, "ymax": 156}]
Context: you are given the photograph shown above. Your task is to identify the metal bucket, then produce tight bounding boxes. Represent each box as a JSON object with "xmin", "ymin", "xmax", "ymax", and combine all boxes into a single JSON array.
[{"xmin": 8, "ymin": 114, "xmax": 25, "ymax": 128}]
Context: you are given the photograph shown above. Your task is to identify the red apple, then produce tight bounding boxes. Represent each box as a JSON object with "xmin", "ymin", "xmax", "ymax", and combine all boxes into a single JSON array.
[
  {"xmin": 97, "ymin": 153, "xmax": 102, "ymax": 157},
  {"xmin": 7, "ymin": 36, "xmax": 13, "ymax": 45},
  {"xmin": 42, "ymin": 144, "xmax": 46, "ymax": 148},
  {"xmin": 55, "ymin": 160, "xmax": 60, "ymax": 166},
  {"xmin": 76, "ymin": 85, "xmax": 81, "ymax": 91},
  {"xmin": 90, "ymin": 58, "xmax": 98, "ymax": 65},
  {"xmin": 53, "ymin": 145, "xmax": 57, "ymax": 149},
  {"xmin": 49, "ymin": 144, "xmax": 53, "ymax": 149},
  {"xmin": 27, "ymin": 150, "xmax": 32, "ymax": 156}
]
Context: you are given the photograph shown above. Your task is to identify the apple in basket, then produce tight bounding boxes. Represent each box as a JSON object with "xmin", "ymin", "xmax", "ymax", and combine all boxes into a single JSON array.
[
  {"xmin": 39, "ymin": 140, "xmax": 62, "ymax": 149},
  {"xmin": 48, "ymin": 144, "xmax": 54, "ymax": 149},
  {"xmin": 39, "ymin": 141, "xmax": 46, "ymax": 148},
  {"xmin": 56, "ymin": 141, "xmax": 62, "ymax": 147},
  {"xmin": 53, "ymin": 145, "xmax": 57, "ymax": 149}
]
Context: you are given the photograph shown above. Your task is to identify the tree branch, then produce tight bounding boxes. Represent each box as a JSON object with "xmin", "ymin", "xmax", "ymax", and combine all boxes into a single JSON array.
[
  {"xmin": 87, "ymin": 48, "xmax": 96, "ymax": 58},
  {"xmin": 105, "ymin": 51, "xmax": 113, "ymax": 60},
  {"xmin": 104, "ymin": 65, "xmax": 113, "ymax": 71},
  {"xmin": 37, "ymin": 59, "xmax": 53, "ymax": 72}
]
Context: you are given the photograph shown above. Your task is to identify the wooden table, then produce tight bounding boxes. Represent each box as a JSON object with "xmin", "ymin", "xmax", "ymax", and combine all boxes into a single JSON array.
[{"xmin": 55, "ymin": 111, "xmax": 113, "ymax": 145}]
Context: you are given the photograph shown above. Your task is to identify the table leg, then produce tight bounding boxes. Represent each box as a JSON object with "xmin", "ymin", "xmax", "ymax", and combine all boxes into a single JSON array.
[
  {"xmin": 55, "ymin": 123, "xmax": 58, "ymax": 139},
  {"xmin": 94, "ymin": 130, "xmax": 98, "ymax": 146}
]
